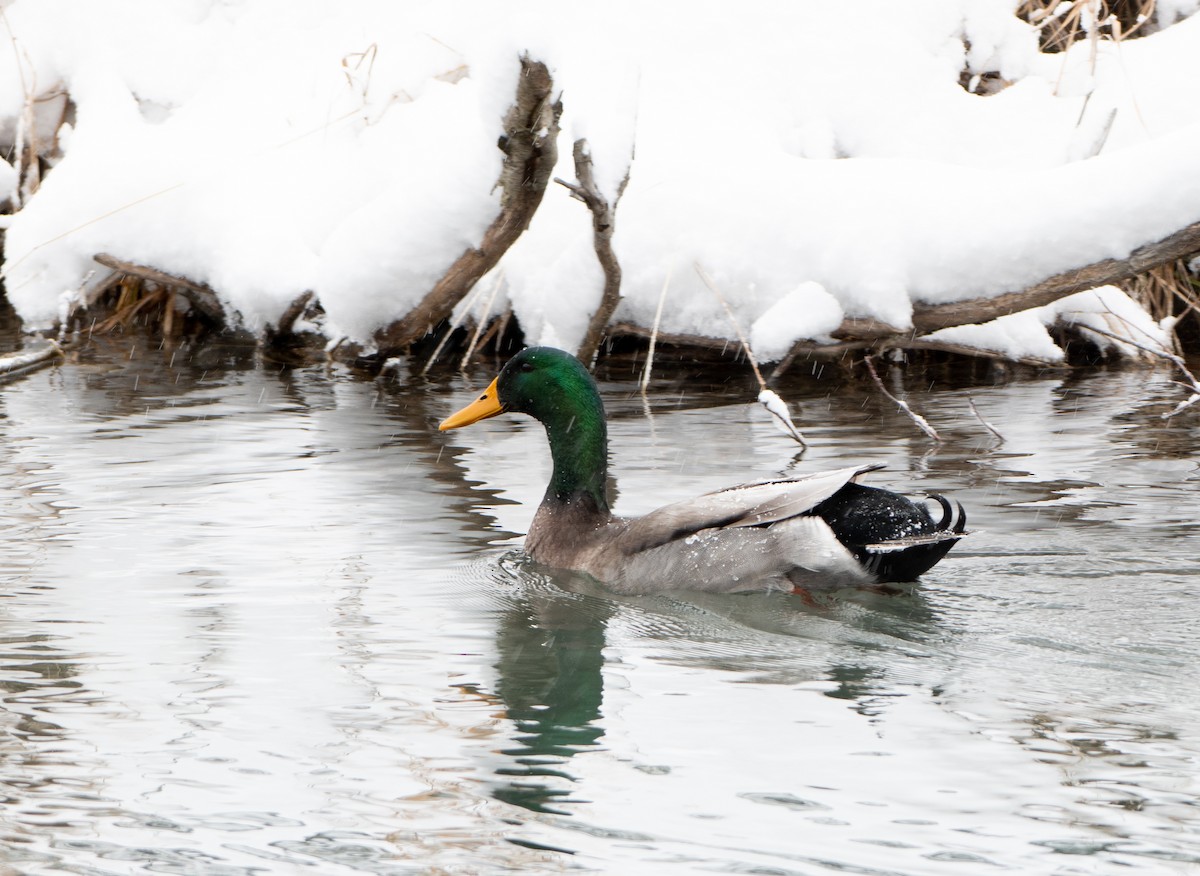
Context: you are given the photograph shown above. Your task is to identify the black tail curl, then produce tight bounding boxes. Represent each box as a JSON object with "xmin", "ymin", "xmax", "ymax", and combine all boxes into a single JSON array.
[{"xmin": 932, "ymin": 494, "xmax": 967, "ymax": 534}]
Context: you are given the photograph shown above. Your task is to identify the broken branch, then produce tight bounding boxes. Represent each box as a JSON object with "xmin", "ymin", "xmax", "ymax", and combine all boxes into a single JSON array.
[
  {"xmin": 863, "ymin": 355, "xmax": 941, "ymax": 442},
  {"xmin": 557, "ymin": 138, "xmax": 630, "ymax": 367}
]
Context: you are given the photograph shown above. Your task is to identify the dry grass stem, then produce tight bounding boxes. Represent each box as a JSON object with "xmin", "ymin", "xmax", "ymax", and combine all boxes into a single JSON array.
[
  {"xmin": 460, "ymin": 270, "xmax": 503, "ymax": 370},
  {"xmin": 1020, "ymin": 0, "xmax": 1156, "ymax": 54},
  {"xmin": 694, "ymin": 263, "xmax": 805, "ymax": 444},
  {"xmin": 640, "ymin": 262, "xmax": 674, "ymax": 391},
  {"xmin": 693, "ymin": 262, "xmax": 767, "ymax": 390},
  {"xmin": 92, "ymin": 253, "xmax": 223, "ymax": 327},
  {"xmin": 1123, "ymin": 259, "xmax": 1199, "ymax": 352},
  {"xmin": 421, "ymin": 271, "xmax": 494, "ymax": 374}
]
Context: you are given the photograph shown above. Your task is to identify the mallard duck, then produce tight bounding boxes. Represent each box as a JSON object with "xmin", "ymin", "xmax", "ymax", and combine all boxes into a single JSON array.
[{"xmin": 440, "ymin": 347, "xmax": 966, "ymax": 594}]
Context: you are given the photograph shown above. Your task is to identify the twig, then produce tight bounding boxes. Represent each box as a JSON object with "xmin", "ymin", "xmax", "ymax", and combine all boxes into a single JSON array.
[
  {"xmin": 968, "ymin": 396, "xmax": 1005, "ymax": 442},
  {"xmin": 276, "ymin": 290, "xmax": 315, "ymax": 336},
  {"xmin": 694, "ymin": 262, "xmax": 805, "ymax": 445},
  {"xmin": 908, "ymin": 336, "xmax": 1061, "ymax": 367},
  {"xmin": 640, "ymin": 262, "xmax": 673, "ymax": 391},
  {"xmin": 863, "ymin": 355, "xmax": 941, "ymax": 442},
  {"xmin": 261, "ymin": 290, "xmax": 317, "ymax": 352}
]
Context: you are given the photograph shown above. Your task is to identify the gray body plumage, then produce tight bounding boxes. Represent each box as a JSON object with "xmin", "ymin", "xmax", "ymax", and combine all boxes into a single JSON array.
[{"xmin": 526, "ymin": 464, "xmax": 890, "ymax": 593}]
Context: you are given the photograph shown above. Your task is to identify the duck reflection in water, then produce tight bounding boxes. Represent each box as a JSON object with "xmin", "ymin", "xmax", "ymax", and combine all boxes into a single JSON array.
[
  {"xmin": 471, "ymin": 561, "xmax": 945, "ymax": 816},
  {"xmin": 483, "ymin": 575, "xmax": 613, "ymax": 815}
]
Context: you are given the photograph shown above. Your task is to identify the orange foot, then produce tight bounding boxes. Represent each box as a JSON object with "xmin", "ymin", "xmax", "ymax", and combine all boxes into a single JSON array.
[{"xmin": 790, "ymin": 585, "xmax": 821, "ymax": 607}]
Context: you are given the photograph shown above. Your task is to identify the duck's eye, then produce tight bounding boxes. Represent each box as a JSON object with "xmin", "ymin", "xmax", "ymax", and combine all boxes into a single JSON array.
[{"xmin": 519, "ymin": 362, "xmax": 535, "ymax": 373}]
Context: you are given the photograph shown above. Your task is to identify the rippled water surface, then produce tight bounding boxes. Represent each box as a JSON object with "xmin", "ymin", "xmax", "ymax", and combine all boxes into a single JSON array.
[{"xmin": 0, "ymin": 338, "xmax": 1197, "ymax": 875}]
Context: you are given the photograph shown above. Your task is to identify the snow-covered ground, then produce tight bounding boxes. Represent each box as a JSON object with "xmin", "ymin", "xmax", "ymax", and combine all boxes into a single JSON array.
[{"xmin": 1, "ymin": 0, "xmax": 1197, "ymax": 363}]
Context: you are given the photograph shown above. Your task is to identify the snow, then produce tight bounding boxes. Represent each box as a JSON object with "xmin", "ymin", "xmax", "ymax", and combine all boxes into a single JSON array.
[
  {"xmin": 756, "ymin": 389, "xmax": 806, "ymax": 444},
  {"xmin": 1, "ymin": 0, "xmax": 1198, "ymax": 363},
  {"xmin": 750, "ymin": 282, "xmax": 843, "ymax": 361}
]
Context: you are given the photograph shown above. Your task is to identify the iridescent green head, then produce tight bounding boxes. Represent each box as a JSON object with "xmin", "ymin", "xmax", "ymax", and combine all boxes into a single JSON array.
[{"xmin": 440, "ymin": 347, "xmax": 609, "ymax": 509}]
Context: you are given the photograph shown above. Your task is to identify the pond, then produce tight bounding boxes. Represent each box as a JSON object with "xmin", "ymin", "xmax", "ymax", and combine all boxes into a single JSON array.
[{"xmin": 0, "ymin": 336, "xmax": 1197, "ymax": 875}]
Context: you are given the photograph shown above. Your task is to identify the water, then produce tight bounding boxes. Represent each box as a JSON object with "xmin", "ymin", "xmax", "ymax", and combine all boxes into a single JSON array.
[{"xmin": 0, "ymin": 337, "xmax": 1197, "ymax": 875}]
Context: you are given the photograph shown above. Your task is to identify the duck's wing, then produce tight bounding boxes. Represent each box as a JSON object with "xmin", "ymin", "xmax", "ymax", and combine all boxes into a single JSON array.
[{"xmin": 614, "ymin": 463, "xmax": 885, "ymax": 555}]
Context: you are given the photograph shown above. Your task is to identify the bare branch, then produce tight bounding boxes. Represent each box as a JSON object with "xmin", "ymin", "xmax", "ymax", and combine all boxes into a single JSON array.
[
  {"xmin": 562, "ymin": 138, "xmax": 630, "ymax": 367},
  {"xmin": 610, "ymin": 321, "xmax": 737, "ymax": 352},
  {"xmin": 907, "ymin": 337, "xmax": 1060, "ymax": 367},
  {"xmin": 366, "ymin": 56, "xmax": 562, "ymax": 365},
  {"xmin": 261, "ymin": 290, "xmax": 317, "ymax": 354}
]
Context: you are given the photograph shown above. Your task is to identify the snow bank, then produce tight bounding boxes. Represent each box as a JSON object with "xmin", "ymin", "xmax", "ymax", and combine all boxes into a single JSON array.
[{"xmin": 0, "ymin": 0, "xmax": 1198, "ymax": 362}]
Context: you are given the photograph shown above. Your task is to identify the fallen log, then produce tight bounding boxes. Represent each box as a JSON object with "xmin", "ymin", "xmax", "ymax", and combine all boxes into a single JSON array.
[{"xmin": 834, "ymin": 219, "xmax": 1200, "ymax": 341}]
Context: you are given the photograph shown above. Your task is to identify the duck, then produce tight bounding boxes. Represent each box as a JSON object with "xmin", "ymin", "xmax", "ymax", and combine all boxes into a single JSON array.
[{"xmin": 439, "ymin": 346, "xmax": 966, "ymax": 595}]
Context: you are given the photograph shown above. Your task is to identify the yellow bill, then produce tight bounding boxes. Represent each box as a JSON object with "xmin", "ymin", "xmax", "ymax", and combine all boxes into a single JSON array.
[{"xmin": 439, "ymin": 377, "xmax": 503, "ymax": 430}]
